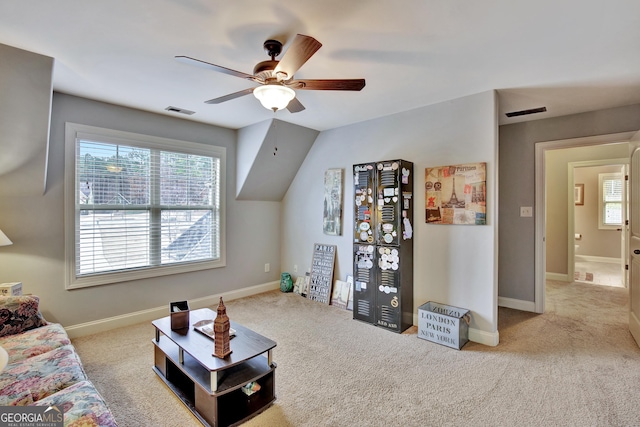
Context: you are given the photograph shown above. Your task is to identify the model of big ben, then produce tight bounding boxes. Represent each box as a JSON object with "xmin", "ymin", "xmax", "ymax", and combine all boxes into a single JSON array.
[{"xmin": 213, "ymin": 297, "xmax": 232, "ymax": 358}]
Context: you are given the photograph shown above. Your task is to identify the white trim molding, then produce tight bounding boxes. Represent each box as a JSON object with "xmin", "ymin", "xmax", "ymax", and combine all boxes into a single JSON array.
[
  {"xmin": 411, "ymin": 313, "xmax": 500, "ymax": 347},
  {"xmin": 575, "ymin": 255, "xmax": 621, "ymax": 264},
  {"xmin": 546, "ymin": 272, "xmax": 569, "ymax": 282},
  {"xmin": 469, "ymin": 328, "xmax": 500, "ymax": 347},
  {"xmin": 498, "ymin": 296, "xmax": 536, "ymax": 312}
]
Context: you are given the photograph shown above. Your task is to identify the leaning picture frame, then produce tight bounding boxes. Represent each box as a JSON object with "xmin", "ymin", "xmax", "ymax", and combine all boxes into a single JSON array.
[
  {"xmin": 346, "ymin": 275, "xmax": 354, "ymax": 311},
  {"xmin": 574, "ymin": 184, "xmax": 584, "ymax": 206}
]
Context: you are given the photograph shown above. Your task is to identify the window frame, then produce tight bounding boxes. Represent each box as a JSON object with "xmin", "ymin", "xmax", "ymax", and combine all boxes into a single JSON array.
[
  {"xmin": 598, "ymin": 172, "xmax": 623, "ymax": 230},
  {"xmin": 64, "ymin": 123, "xmax": 226, "ymax": 289}
]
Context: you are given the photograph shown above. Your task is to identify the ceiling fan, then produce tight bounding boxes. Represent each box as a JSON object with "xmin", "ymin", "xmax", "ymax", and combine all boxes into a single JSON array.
[{"xmin": 175, "ymin": 34, "xmax": 366, "ymax": 113}]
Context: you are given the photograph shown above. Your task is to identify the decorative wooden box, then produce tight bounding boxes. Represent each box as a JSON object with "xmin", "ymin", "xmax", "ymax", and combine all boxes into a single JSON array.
[{"xmin": 170, "ymin": 301, "xmax": 190, "ymax": 331}]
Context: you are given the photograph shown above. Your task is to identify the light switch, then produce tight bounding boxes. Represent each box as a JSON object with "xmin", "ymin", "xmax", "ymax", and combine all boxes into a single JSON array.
[{"xmin": 520, "ymin": 206, "xmax": 533, "ymax": 217}]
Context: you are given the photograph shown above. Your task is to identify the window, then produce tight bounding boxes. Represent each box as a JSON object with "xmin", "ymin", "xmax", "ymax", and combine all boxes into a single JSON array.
[
  {"xmin": 598, "ymin": 173, "xmax": 623, "ymax": 230},
  {"xmin": 65, "ymin": 123, "xmax": 225, "ymax": 289}
]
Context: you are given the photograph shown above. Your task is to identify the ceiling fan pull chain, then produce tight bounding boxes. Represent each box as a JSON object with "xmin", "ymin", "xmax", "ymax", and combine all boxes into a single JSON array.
[{"xmin": 273, "ymin": 116, "xmax": 278, "ymax": 156}]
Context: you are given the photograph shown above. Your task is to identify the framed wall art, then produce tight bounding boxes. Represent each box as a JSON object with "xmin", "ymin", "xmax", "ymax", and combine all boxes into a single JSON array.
[
  {"xmin": 308, "ymin": 243, "xmax": 336, "ymax": 304},
  {"xmin": 323, "ymin": 168, "xmax": 343, "ymax": 235},
  {"xmin": 425, "ymin": 162, "xmax": 486, "ymax": 225}
]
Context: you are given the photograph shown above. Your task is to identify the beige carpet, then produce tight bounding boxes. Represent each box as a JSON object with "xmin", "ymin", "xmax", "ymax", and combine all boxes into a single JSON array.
[{"xmin": 72, "ymin": 280, "xmax": 640, "ymax": 426}]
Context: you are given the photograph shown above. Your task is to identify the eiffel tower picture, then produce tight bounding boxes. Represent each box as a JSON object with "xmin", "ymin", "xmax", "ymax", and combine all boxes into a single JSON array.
[
  {"xmin": 443, "ymin": 176, "xmax": 466, "ymax": 208},
  {"xmin": 448, "ymin": 177, "xmax": 460, "ymax": 205},
  {"xmin": 425, "ymin": 162, "xmax": 486, "ymax": 224}
]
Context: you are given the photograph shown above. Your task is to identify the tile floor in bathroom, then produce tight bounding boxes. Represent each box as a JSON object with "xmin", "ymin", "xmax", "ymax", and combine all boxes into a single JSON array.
[{"xmin": 574, "ymin": 260, "xmax": 625, "ymax": 288}]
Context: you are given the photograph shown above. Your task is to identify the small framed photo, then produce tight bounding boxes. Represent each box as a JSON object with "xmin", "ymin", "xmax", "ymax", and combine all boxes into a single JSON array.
[{"xmin": 574, "ymin": 184, "xmax": 584, "ymax": 206}]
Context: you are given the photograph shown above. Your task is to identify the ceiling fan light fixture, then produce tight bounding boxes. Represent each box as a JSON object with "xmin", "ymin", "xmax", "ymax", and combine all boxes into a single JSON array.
[
  {"xmin": 253, "ymin": 85, "xmax": 295, "ymax": 112},
  {"xmin": 105, "ymin": 165, "xmax": 123, "ymax": 173}
]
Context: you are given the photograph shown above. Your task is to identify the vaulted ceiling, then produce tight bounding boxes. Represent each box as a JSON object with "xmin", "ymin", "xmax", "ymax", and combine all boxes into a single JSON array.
[{"xmin": 1, "ymin": 1, "xmax": 639, "ymax": 131}]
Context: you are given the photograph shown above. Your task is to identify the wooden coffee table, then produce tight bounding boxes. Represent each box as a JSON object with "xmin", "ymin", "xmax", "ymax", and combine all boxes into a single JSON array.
[{"xmin": 152, "ymin": 308, "xmax": 277, "ymax": 427}]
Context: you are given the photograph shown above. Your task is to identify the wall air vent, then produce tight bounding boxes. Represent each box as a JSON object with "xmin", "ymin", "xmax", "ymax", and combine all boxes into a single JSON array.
[
  {"xmin": 505, "ymin": 106, "xmax": 547, "ymax": 118},
  {"xmin": 165, "ymin": 106, "xmax": 195, "ymax": 115}
]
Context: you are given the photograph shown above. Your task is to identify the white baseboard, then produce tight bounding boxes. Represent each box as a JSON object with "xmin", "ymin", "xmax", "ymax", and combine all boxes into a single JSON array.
[
  {"xmin": 469, "ymin": 328, "xmax": 499, "ymax": 347},
  {"xmin": 498, "ymin": 296, "xmax": 536, "ymax": 312},
  {"xmin": 411, "ymin": 315, "xmax": 500, "ymax": 347},
  {"xmin": 68, "ymin": 281, "xmax": 502, "ymax": 347},
  {"xmin": 65, "ymin": 281, "xmax": 280, "ymax": 339},
  {"xmin": 546, "ymin": 272, "xmax": 569, "ymax": 281},
  {"xmin": 575, "ymin": 255, "xmax": 621, "ymax": 264}
]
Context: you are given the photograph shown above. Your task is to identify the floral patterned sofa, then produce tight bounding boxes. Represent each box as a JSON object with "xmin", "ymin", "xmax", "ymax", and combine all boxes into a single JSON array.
[{"xmin": 0, "ymin": 295, "xmax": 117, "ymax": 426}]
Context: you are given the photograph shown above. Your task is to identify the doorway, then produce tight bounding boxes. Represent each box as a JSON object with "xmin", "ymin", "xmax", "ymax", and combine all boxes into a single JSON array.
[
  {"xmin": 534, "ymin": 132, "xmax": 635, "ymax": 313},
  {"xmin": 571, "ymin": 161, "xmax": 627, "ymax": 288}
]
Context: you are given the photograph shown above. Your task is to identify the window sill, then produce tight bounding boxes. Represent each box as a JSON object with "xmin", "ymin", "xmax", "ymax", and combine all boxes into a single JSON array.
[{"xmin": 66, "ymin": 258, "xmax": 225, "ymax": 290}]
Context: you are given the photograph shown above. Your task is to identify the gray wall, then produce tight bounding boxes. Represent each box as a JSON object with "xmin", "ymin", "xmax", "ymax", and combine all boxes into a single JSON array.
[
  {"xmin": 0, "ymin": 93, "xmax": 282, "ymax": 326},
  {"xmin": 280, "ymin": 91, "xmax": 500, "ymax": 342},
  {"xmin": 499, "ymin": 103, "xmax": 640, "ymax": 302},
  {"xmin": 0, "ymin": 43, "xmax": 52, "ymax": 196}
]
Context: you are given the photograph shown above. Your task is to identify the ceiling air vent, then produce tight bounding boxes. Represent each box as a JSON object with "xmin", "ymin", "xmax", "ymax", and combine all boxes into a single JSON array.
[
  {"xmin": 505, "ymin": 106, "xmax": 547, "ymax": 118},
  {"xmin": 165, "ymin": 106, "xmax": 195, "ymax": 115}
]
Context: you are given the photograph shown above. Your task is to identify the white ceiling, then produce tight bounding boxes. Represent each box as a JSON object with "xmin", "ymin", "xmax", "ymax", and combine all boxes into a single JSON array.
[{"xmin": 1, "ymin": 0, "xmax": 639, "ymax": 131}]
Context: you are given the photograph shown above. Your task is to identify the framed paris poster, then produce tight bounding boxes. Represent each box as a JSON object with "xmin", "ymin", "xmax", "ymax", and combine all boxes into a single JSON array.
[
  {"xmin": 323, "ymin": 168, "xmax": 343, "ymax": 235},
  {"xmin": 425, "ymin": 162, "xmax": 486, "ymax": 225}
]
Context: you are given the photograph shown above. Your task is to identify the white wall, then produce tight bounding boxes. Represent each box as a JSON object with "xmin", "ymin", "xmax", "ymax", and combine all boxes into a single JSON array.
[
  {"xmin": 0, "ymin": 93, "xmax": 283, "ymax": 328},
  {"xmin": 281, "ymin": 91, "xmax": 499, "ymax": 344}
]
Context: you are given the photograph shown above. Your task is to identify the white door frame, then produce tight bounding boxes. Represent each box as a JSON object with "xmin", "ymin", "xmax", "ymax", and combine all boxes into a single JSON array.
[{"xmin": 534, "ymin": 132, "xmax": 635, "ymax": 313}]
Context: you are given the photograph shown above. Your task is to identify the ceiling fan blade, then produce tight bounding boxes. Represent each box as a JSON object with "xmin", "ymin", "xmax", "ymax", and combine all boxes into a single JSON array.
[
  {"xmin": 175, "ymin": 56, "xmax": 255, "ymax": 80},
  {"xmin": 204, "ymin": 87, "xmax": 255, "ymax": 104},
  {"xmin": 286, "ymin": 97, "xmax": 306, "ymax": 113},
  {"xmin": 274, "ymin": 34, "xmax": 322, "ymax": 80},
  {"xmin": 291, "ymin": 79, "xmax": 366, "ymax": 91}
]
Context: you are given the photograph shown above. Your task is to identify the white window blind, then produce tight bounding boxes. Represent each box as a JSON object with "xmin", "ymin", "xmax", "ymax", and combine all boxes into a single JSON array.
[
  {"xmin": 599, "ymin": 173, "xmax": 622, "ymax": 229},
  {"xmin": 65, "ymin": 123, "xmax": 225, "ymax": 289}
]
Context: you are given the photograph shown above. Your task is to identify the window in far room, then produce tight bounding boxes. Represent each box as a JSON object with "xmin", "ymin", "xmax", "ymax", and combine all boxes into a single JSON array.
[
  {"xmin": 64, "ymin": 123, "xmax": 226, "ymax": 289},
  {"xmin": 598, "ymin": 172, "xmax": 622, "ymax": 230}
]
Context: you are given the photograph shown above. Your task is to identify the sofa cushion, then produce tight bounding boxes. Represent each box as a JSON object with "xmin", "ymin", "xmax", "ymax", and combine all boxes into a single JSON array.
[
  {"xmin": 0, "ymin": 295, "xmax": 47, "ymax": 337},
  {"xmin": 0, "ymin": 323, "xmax": 71, "ymax": 364},
  {"xmin": 32, "ymin": 380, "xmax": 118, "ymax": 427},
  {"xmin": 0, "ymin": 344, "xmax": 87, "ymax": 405}
]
